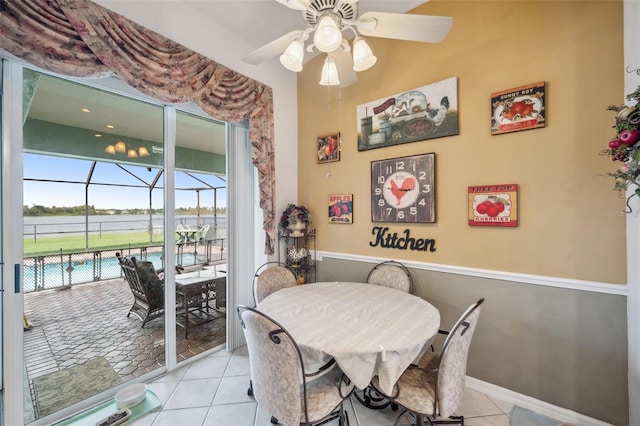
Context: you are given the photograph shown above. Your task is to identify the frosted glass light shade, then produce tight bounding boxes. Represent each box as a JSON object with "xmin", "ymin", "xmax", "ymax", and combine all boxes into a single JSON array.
[
  {"xmin": 279, "ymin": 40, "xmax": 304, "ymax": 72},
  {"xmin": 319, "ymin": 56, "xmax": 340, "ymax": 86},
  {"xmin": 127, "ymin": 149, "xmax": 138, "ymax": 158},
  {"xmin": 104, "ymin": 145, "xmax": 116, "ymax": 154},
  {"xmin": 138, "ymin": 146, "xmax": 150, "ymax": 157},
  {"xmin": 352, "ymin": 37, "xmax": 377, "ymax": 72},
  {"xmin": 115, "ymin": 141, "xmax": 126, "ymax": 153},
  {"xmin": 314, "ymin": 15, "xmax": 342, "ymax": 53}
]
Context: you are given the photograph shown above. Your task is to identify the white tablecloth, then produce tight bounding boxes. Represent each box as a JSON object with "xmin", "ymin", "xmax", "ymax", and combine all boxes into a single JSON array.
[{"xmin": 257, "ymin": 281, "xmax": 440, "ymax": 394}]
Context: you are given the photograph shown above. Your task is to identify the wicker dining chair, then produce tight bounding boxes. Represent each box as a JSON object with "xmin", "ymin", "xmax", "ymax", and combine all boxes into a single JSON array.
[
  {"xmin": 237, "ymin": 305, "xmax": 353, "ymax": 426},
  {"xmin": 116, "ymin": 252, "xmax": 183, "ymax": 328},
  {"xmin": 371, "ymin": 298, "xmax": 485, "ymax": 426},
  {"xmin": 366, "ymin": 260, "xmax": 413, "ymax": 293},
  {"xmin": 116, "ymin": 252, "xmax": 165, "ymax": 327}
]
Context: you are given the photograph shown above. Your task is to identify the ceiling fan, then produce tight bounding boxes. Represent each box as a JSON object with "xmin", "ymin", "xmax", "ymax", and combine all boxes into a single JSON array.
[{"xmin": 242, "ymin": 0, "xmax": 453, "ymax": 87}]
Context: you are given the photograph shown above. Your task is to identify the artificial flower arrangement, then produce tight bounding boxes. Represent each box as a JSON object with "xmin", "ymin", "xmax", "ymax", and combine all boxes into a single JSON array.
[
  {"xmin": 279, "ymin": 203, "xmax": 312, "ymax": 230},
  {"xmin": 601, "ymin": 86, "xmax": 640, "ymax": 208}
]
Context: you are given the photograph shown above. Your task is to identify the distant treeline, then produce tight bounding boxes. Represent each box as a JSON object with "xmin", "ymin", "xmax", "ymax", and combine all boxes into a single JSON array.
[{"xmin": 23, "ymin": 204, "xmax": 226, "ymax": 217}]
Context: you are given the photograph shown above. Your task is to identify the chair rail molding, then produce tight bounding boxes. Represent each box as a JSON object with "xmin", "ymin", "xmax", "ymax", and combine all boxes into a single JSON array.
[{"xmin": 316, "ymin": 251, "xmax": 628, "ymax": 296}]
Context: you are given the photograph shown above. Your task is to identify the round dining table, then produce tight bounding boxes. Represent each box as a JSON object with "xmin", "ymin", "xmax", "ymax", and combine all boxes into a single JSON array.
[{"xmin": 257, "ymin": 281, "xmax": 440, "ymax": 395}]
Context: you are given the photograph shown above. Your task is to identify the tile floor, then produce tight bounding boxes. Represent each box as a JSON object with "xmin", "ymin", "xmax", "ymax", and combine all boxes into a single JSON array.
[{"xmin": 128, "ymin": 345, "xmax": 521, "ymax": 426}]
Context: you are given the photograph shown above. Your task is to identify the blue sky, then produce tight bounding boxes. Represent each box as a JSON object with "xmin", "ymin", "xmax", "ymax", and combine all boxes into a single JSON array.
[{"xmin": 23, "ymin": 154, "xmax": 227, "ymax": 210}]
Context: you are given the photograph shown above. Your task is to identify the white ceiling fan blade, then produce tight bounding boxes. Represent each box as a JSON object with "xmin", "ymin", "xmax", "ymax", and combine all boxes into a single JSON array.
[
  {"xmin": 333, "ymin": 50, "xmax": 357, "ymax": 88},
  {"xmin": 275, "ymin": 0, "xmax": 310, "ymax": 11},
  {"xmin": 242, "ymin": 30, "xmax": 305, "ymax": 65},
  {"xmin": 356, "ymin": 12, "xmax": 453, "ymax": 44}
]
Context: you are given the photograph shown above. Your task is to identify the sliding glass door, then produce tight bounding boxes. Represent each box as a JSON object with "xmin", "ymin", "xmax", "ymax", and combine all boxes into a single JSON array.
[
  {"xmin": 22, "ymin": 69, "xmax": 166, "ymax": 423},
  {"xmin": 11, "ymin": 66, "xmax": 230, "ymax": 424},
  {"xmin": 173, "ymin": 111, "xmax": 227, "ymax": 360}
]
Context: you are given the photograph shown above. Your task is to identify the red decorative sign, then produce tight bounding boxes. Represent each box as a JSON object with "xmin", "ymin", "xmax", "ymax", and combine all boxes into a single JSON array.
[
  {"xmin": 468, "ymin": 184, "xmax": 518, "ymax": 227},
  {"xmin": 491, "ymin": 82, "xmax": 546, "ymax": 135}
]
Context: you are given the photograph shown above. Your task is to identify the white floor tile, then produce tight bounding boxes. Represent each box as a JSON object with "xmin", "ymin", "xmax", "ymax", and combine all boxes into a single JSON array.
[
  {"xmin": 146, "ymin": 380, "xmax": 180, "ymax": 406},
  {"xmin": 135, "ymin": 346, "xmax": 555, "ymax": 426},
  {"xmin": 212, "ymin": 375, "xmax": 255, "ymax": 405},
  {"xmin": 488, "ymin": 394, "xmax": 514, "ymax": 414},
  {"xmin": 128, "ymin": 411, "xmax": 158, "ymax": 426},
  {"xmin": 457, "ymin": 388, "xmax": 504, "ymax": 418},
  {"xmin": 202, "ymin": 401, "xmax": 257, "ymax": 426},
  {"xmin": 224, "ymin": 352, "xmax": 251, "ymax": 376},
  {"xmin": 233, "ymin": 345, "xmax": 249, "ymax": 356},
  {"xmin": 255, "ymin": 404, "xmax": 279, "ymax": 425},
  {"xmin": 210, "ymin": 347, "xmax": 233, "ymax": 357},
  {"xmin": 465, "ymin": 414, "xmax": 511, "ymax": 426},
  {"xmin": 150, "ymin": 407, "xmax": 209, "ymax": 425},
  {"xmin": 163, "ymin": 378, "xmax": 221, "ymax": 410},
  {"xmin": 151, "ymin": 365, "xmax": 188, "ymax": 382},
  {"xmin": 183, "ymin": 355, "xmax": 230, "ymax": 380}
]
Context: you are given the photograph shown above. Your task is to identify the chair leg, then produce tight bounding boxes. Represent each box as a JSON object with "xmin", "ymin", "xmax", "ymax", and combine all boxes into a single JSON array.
[
  {"xmin": 392, "ymin": 408, "xmax": 409, "ymax": 426},
  {"xmin": 247, "ymin": 379, "xmax": 253, "ymax": 396},
  {"xmin": 353, "ymin": 385, "xmax": 391, "ymax": 409},
  {"xmin": 339, "ymin": 409, "xmax": 349, "ymax": 426},
  {"xmin": 402, "ymin": 412, "xmax": 465, "ymax": 426},
  {"xmin": 270, "ymin": 416, "xmax": 278, "ymax": 424}
]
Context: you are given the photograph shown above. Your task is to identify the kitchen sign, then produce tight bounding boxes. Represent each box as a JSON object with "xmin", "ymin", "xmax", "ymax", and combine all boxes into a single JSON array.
[{"xmin": 369, "ymin": 226, "xmax": 436, "ymax": 252}]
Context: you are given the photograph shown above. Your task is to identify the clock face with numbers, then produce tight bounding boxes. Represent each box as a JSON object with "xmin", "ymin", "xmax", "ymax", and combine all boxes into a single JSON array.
[{"xmin": 371, "ymin": 153, "xmax": 435, "ymax": 223}]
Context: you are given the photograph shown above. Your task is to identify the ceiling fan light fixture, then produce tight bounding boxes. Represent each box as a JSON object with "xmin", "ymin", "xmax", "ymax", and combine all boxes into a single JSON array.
[
  {"xmin": 279, "ymin": 40, "xmax": 304, "ymax": 72},
  {"xmin": 319, "ymin": 55, "xmax": 340, "ymax": 86},
  {"xmin": 352, "ymin": 37, "xmax": 377, "ymax": 72},
  {"xmin": 314, "ymin": 14, "xmax": 343, "ymax": 53}
]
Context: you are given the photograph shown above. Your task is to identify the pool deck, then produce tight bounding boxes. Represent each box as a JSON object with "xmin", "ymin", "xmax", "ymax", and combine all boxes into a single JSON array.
[{"xmin": 23, "ymin": 266, "xmax": 226, "ymax": 421}]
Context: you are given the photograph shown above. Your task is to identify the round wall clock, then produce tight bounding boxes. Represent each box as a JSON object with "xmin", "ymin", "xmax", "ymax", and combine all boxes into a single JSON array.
[{"xmin": 371, "ymin": 153, "xmax": 435, "ymax": 223}]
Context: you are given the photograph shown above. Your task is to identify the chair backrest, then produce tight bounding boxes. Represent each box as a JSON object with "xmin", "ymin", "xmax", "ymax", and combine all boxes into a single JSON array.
[
  {"xmin": 116, "ymin": 252, "xmax": 164, "ymax": 305},
  {"xmin": 435, "ymin": 298, "xmax": 484, "ymax": 418},
  {"xmin": 197, "ymin": 224, "xmax": 211, "ymax": 240},
  {"xmin": 237, "ymin": 305, "xmax": 308, "ymax": 425},
  {"xmin": 253, "ymin": 261, "xmax": 297, "ymax": 304},
  {"xmin": 366, "ymin": 260, "xmax": 413, "ymax": 293},
  {"xmin": 116, "ymin": 252, "xmax": 145, "ymax": 297}
]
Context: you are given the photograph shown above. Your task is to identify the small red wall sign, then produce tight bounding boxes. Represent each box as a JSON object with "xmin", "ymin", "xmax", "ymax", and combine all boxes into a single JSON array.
[{"xmin": 468, "ymin": 184, "xmax": 518, "ymax": 227}]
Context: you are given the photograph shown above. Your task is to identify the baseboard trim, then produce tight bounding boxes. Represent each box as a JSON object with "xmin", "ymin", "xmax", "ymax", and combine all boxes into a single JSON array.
[
  {"xmin": 465, "ymin": 376, "xmax": 612, "ymax": 426},
  {"xmin": 316, "ymin": 251, "xmax": 627, "ymax": 296}
]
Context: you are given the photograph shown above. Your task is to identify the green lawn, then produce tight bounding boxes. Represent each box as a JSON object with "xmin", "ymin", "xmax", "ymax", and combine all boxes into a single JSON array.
[{"xmin": 23, "ymin": 232, "xmax": 165, "ymax": 256}]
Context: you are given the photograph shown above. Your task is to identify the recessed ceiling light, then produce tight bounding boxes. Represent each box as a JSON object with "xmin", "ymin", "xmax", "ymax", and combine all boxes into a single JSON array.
[
  {"xmin": 106, "ymin": 124, "xmax": 114, "ymax": 129},
  {"xmin": 81, "ymin": 108, "xmax": 90, "ymax": 113},
  {"xmin": 95, "ymin": 134, "xmax": 102, "ymax": 137}
]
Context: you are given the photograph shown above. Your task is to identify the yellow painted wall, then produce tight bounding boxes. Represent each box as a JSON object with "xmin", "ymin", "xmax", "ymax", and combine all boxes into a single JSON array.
[{"xmin": 295, "ymin": 0, "xmax": 625, "ymax": 283}]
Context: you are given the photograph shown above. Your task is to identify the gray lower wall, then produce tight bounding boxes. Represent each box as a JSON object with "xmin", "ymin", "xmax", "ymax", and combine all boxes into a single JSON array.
[{"xmin": 317, "ymin": 257, "xmax": 628, "ymax": 425}]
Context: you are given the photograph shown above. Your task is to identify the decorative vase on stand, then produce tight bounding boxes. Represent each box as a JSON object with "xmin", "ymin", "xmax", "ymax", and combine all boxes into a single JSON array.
[{"xmin": 288, "ymin": 221, "xmax": 306, "ymax": 237}]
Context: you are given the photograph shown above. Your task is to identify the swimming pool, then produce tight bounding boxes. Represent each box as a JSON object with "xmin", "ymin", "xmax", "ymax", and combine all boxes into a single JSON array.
[{"xmin": 22, "ymin": 244, "xmax": 222, "ymax": 292}]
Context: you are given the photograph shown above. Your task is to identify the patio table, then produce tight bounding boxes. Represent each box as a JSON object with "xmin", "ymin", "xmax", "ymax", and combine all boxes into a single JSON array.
[
  {"xmin": 175, "ymin": 228, "xmax": 198, "ymax": 244},
  {"xmin": 257, "ymin": 281, "xmax": 440, "ymax": 395},
  {"xmin": 175, "ymin": 269, "xmax": 226, "ymax": 338}
]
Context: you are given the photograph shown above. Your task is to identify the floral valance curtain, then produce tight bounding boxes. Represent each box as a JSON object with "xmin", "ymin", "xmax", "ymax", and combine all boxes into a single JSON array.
[{"xmin": 0, "ymin": 0, "xmax": 276, "ymax": 253}]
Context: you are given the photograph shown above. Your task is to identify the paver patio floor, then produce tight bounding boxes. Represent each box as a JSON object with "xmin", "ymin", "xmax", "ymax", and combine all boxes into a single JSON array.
[{"xmin": 23, "ymin": 272, "xmax": 226, "ymax": 420}]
